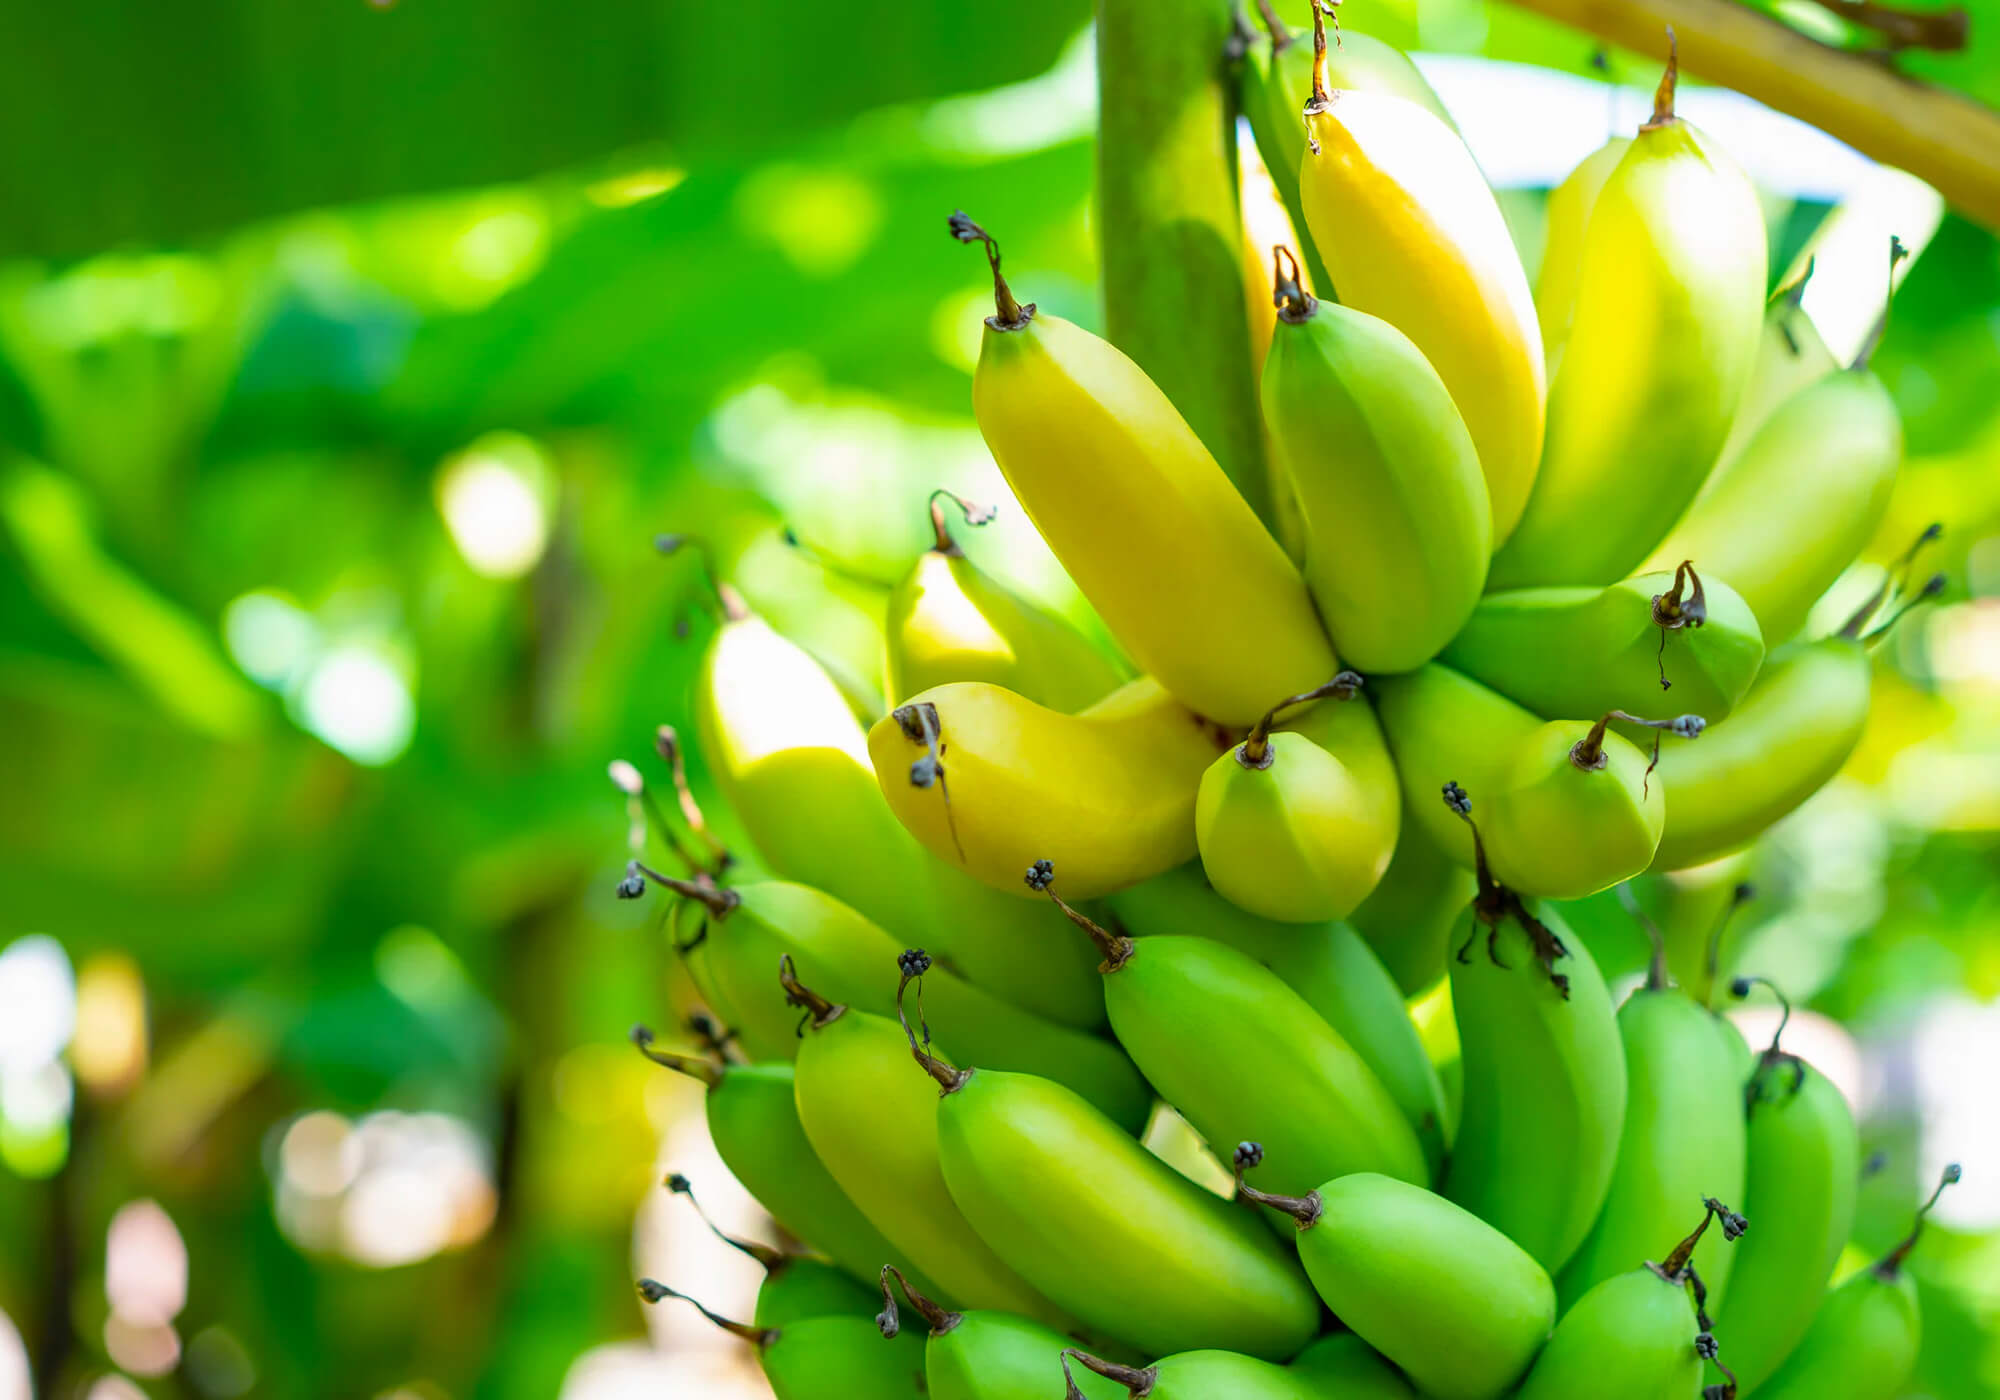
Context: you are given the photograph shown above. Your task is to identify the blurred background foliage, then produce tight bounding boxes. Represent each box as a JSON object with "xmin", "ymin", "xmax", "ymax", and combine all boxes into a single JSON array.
[{"xmin": 1, "ymin": 1, "xmax": 1998, "ymax": 1398}]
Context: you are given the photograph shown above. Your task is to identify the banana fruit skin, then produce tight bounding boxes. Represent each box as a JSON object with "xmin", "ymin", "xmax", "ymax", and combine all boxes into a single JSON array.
[
  {"xmin": 1482, "ymin": 719, "xmax": 1665, "ymax": 899},
  {"xmin": 1287, "ymin": 1332, "xmax": 1415, "ymax": 1400},
  {"xmin": 1107, "ymin": 864, "xmax": 1449, "ymax": 1174},
  {"xmin": 1708, "ymin": 282, "xmax": 1837, "ymax": 482},
  {"xmin": 1513, "ymin": 1266, "xmax": 1704, "ymax": 1400},
  {"xmin": 753, "ymin": 1257, "xmax": 879, "ymax": 1328},
  {"xmin": 1755, "ymin": 1267, "xmax": 1919, "ymax": 1400},
  {"xmin": 1556, "ymin": 989, "xmax": 1748, "ymax": 1311},
  {"xmin": 972, "ymin": 308, "xmax": 1335, "ymax": 725},
  {"xmin": 1349, "ymin": 821, "xmax": 1477, "ymax": 996},
  {"xmin": 756, "ymin": 1316, "xmax": 930, "ymax": 1400},
  {"xmin": 1080, "ymin": 1349, "xmax": 1333, "ymax": 1400},
  {"xmin": 1489, "ymin": 102, "xmax": 1766, "ymax": 589},
  {"xmin": 1712, "ymin": 1060, "xmax": 1859, "ymax": 1394},
  {"xmin": 936, "ymin": 1068, "xmax": 1322, "ymax": 1361},
  {"xmin": 1446, "ymin": 900, "xmax": 1627, "ymax": 1274},
  {"xmin": 695, "ymin": 610, "xmax": 1105, "ymax": 1027},
  {"xmin": 912, "ymin": 1308, "xmax": 1124, "ymax": 1400},
  {"xmin": 1299, "ymin": 88, "xmax": 1545, "ymax": 545},
  {"xmin": 1648, "ymin": 639, "xmax": 1871, "ymax": 871},
  {"xmin": 1642, "ymin": 372, "xmax": 1902, "ymax": 647},
  {"xmin": 870, "ymin": 677, "xmax": 1228, "ymax": 899},
  {"xmin": 1535, "ymin": 137, "xmax": 1630, "ymax": 375},
  {"xmin": 1442, "ymin": 570, "xmax": 1765, "ymax": 724},
  {"xmin": 1373, "ymin": 664, "xmax": 1542, "ymax": 871},
  {"xmin": 1261, "ymin": 257, "xmax": 1491, "ymax": 673}
]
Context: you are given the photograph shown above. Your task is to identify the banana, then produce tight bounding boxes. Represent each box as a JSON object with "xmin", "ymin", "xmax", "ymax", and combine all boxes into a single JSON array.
[
  {"xmin": 876, "ymin": 1267, "xmax": 1124, "ymax": 1400},
  {"xmin": 637, "ymin": 1279, "xmax": 928, "ymax": 1400},
  {"xmin": 1517, "ymin": 1199, "xmax": 1746, "ymax": 1400},
  {"xmin": 1105, "ymin": 863, "xmax": 1450, "ymax": 1173},
  {"xmin": 1236, "ymin": 1155, "xmax": 1557, "ymax": 1400},
  {"xmin": 1441, "ymin": 791, "xmax": 1627, "ymax": 1273},
  {"xmin": 1349, "ymin": 820, "xmax": 1477, "ymax": 996},
  {"xmin": 1261, "ymin": 248, "xmax": 1492, "ymax": 672},
  {"xmin": 629, "ymin": 872, "xmax": 1150, "ymax": 1131},
  {"xmin": 657, "ymin": 1173, "xmax": 880, "ymax": 1326},
  {"xmin": 1488, "ymin": 43, "xmax": 1766, "ymax": 589},
  {"xmin": 1373, "ymin": 663, "xmax": 1543, "ymax": 870},
  {"xmin": 628, "ymin": 1035, "xmax": 917, "ymax": 1291},
  {"xmin": 1756, "ymin": 1165, "xmax": 1960, "ymax": 1400},
  {"xmin": 1294, "ymin": 6, "xmax": 1544, "ymax": 544},
  {"xmin": 952, "ymin": 214, "xmax": 1336, "ymax": 725},
  {"xmin": 1710, "ymin": 978, "xmax": 1860, "ymax": 1395},
  {"xmin": 870, "ymin": 677, "xmax": 1228, "ymax": 900},
  {"xmin": 884, "ymin": 490, "xmax": 1124, "ymax": 710},
  {"xmin": 1195, "ymin": 674, "xmax": 1400, "ymax": 922},
  {"xmin": 1708, "ymin": 263, "xmax": 1838, "ymax": 482},
  {"xmin": 1441, "ymin": 563, "xmax": 1765, "ymax": 725},
  {"xmin": 782, "ymin": 963, "xmax": 1078, "ymax": 1325},
  {"xmin": 902, "ymin": 958, "xmax": 1322, "ymax": 1361},
  {"xmin": 1288, "ymin": 1332, "xmax": 1416, "ymax": 1400},
  {"xmin": 1535, "ymin": 137, "xmax": 1630, "ymax": 374},
  {"xmin": 1032, "ymin": 864, "xmax": 1428, "ymax": 1202},
  {"xmin": 1062, "ymin": 1347, "xmax": 1327, "ymax": 1400},
  {"xmin": 684, "ymin": 568, "xmax": 1105, "ymax": 1027}
]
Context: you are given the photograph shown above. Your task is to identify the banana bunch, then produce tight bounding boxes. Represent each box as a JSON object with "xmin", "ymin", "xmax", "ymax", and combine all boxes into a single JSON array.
[{"xmin": 606, "ymin": 13, "xmax": 1963, "ymax": 1400}]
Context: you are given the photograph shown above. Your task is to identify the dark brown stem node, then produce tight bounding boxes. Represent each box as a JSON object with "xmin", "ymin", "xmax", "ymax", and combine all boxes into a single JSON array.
[
  {"xmin": 1064, "ymin": 1349, "xmax": 1158, "ymax": 1399},
  {"xmin": 655, "ymin": 534, "xmax": 751, "ymax": 622},
  {"xmin": 1272, "ymin": 244, "xmax": 1316, "ymax": 325},
  {"xmin": 635, "ymin": 1279, "xmax": 774, "ymax": 1348},
  {"xmin": 894, "ymin": 951, "xmax": 971, "ymax": 1095},
  {"xmin": 777, "ymin": 954, "xmax": 844, "ymax": 1035},
  {"xmin": 878, "ymin": 1264, "xmax": 960, "ymax": 1339},
  {"xmin": 1443, "ymin": 783, "xmax": 1573, "ymax": 997},
  {"xmin": 948, "ymin": 211, "xmax": 1033, "ymax": 331},
  {"xmin": 1026, "ymin": 860, "xmax": 1135, "ymax": 972},
  {"xmin": 1643, "ymin": 27, "xmax": 1679, "ymax": 130},
  {"xmin": 629, "ymin": 1025, "xmax": 723, "ymax": 1088},
  {"xmin": 1239, "ymin": 671, "xmax": 1362, "ymax": 767},
  {"xmin": 927, "ymin": 489, "xmax": 996, "ymax": 556},
  {"xmin": 1231, "ymin": 1142, "xmax": 1325, "ymax": 1229}
]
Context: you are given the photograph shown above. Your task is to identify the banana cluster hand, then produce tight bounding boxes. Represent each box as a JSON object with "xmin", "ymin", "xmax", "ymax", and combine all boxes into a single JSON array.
[{"xmin": 613, "ymin": 15, "xmax": 1957, "ymax": 1399}]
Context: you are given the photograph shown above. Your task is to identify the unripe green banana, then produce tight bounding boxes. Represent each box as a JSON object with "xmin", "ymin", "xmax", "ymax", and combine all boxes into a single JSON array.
[
  {"xmin": 1236, "ymin": 1155, "xmax": 1556, "ymax": 1400},
  {"xmin": 1489, "ymin": 46, "xmax": 1765, "ymax": 589},
  {"xmin": 654, "ymin": 1172, "xmax": 883, "ymax": 1326},
  {"xmin": 1062, "ymin": 1346, "xmax": 1327, "ymax": 1400},
  {"xmin": 1288, "ymin": 1331, "xmax": 1415, "ymax": 1400},
  {"xmin": 1195, "ymin": 674, "xmax": 1400, "ymax": 922},
  {"xmin": 1260, "ymin": 250, "xmax": 1491, "ymax": 673},
  {"xmin": 783, "ymin": 963, "xmax": 1078, "ymax": 1326},
  {"xmin": 1517, "ymin": 1199, "xmax": 1747, "ymax": 1400},
  {"xmin": 630, "ymin": 872, "xmax": 1149, "ymax": 1130},
  {"xmin": 1373, "ymin": 663, "xmax": 1543, "ymax": 870},
  {"xmin": 1294, "ymin": 8, "xmax": 1545, "ymax": 544},
  {"xmin": 1349, "ymin": 821, "xmax": 1477, "ymax": 996},
  {"xmin": 637, "ymin": 1279, "xmax": 928, "ymax": 1400},
  {"xmin": 1756, "ymin": 1165, "xmax": 1960, "ymax": 1400},
  {"xmin": 1710, "ymin": 979, "xmax": 1860, "ymax": 1395},
  {"xmin": 1535, "ymin": 137, "xmax": 1630, "ymax": 373},
  {"xmin": 1441, "ymin": 792, "xmax": 1626, "ymax": 1273},
  {"xmin": 1708, "ymin": 263, "xmax": 1837, "ymax": 482},
  {"xmin": 1031, "ymin": 865, "xmax": 1428, "ymax": 1202},
  {"xmin": 685, "ymin": 575, "xmax": 1104, "ymax": 1027},
  {"xmin": 876, "ymin": 1267, "xmax": 1125, "ymax": 1400},
  {"xmin": 870, "ymin": 677, "xmax": 1229, "ymax": 900},
  {"xmin": 954, "ymin": 214, "xmax": 1337, "ymax": 725},
  {"xmin": 900, "ymin": 959, "xmax": 1321, "ymax": 1362},
  {"xmin": 885, "ymin": 490, "xmax": 1124, "ymax": 710},
  {"xmin": 629, "ymin": 1036, "xmax": 916, "ymax": 1291},
  {"xmin": 1441, "ymin": 563, "xmax": 1765, "ymax": 725},
  {"xmin": 1105, "ymin": 863, "xmax": 1449, "ymax": 1173}
]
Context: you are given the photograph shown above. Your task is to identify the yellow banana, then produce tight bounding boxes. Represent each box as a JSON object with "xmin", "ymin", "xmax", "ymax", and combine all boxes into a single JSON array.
[
  {"xmin": 1489, "ymin": 43, "xmax": 1765, "ymax": 589},
  {"xmin": 870, "ymin": 676, "xmax": 1230, "ymax": 899},
  {"xmin": 1534, "ymin": 137, "xmax": 1629, "ymax": 374},
  {"xmin": 1294, "ymin": 7, "xmax": 1544, "ymax": 545},
  {"xmin": 953, "ymin": 214, "xmax": 1335, "ymax": 725}
]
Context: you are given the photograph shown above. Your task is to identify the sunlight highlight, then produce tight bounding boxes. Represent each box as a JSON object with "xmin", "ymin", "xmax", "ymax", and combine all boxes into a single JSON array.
[
  {"xmin": 437, "ymin": 433, "xmax": 554, "ymax": 579},
  {"xmin": 296, "ymin": 644, "xmax": 415, "ymax": 766}
]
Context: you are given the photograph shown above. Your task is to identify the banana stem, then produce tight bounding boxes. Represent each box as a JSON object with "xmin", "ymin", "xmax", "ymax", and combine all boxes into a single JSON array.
[
  {"xmin": 1651, "ymin": 560, "xmax": 1709, "ymax": 632},
  {"xmin": 1444, "ymin": 783, "xmax": 1575, "ymax": 998},
  {"xmin": 655, "ymin": 726, "xmax": 734, "ymax": 872},
  {"xmin": 628, "ymin": 1026, "xmax": 723, "ymax": 1089},
  {"xmin": 1027, "ymin": 860, "xmax": 1136, "ymax": 971},
  {"xmin": 1702, "ymin": 882, "xmax": 1755, "ymax": 1010},
  {"xmin": 1863, "ymin": 573, "xmax": 1946, "ymax": 646},
  {"xmin": 1644, "ymin": 27, "xmax": 1680, "ymax": 130},
  {"xmin": 1616, "ymin": 883, "xmax": 1672, "ymax": 991},
  {"xmin": 894, "ymin": 950, "xmax": 972, "ymax": 1094},
  {"xmin": 878, "ymin": 1264, "xmax": 960, "ymax": 1338},
  {"xmin": 1252, "ymin": 0, "xmax": 1293, "ymax": 53},
  {"xmin": 1230, "ymin": 1141, "xmax": 1325, "ymax": 1227},
  {"xmin": 612, "ymin": 758, "xmax": 706, "ymax": 879},
  {"xmin": 1239, "ymin": 670, "xmax": 1363, "ymax": 767},
  {"xmin": 1302, "ymin": 0, "xmax": 1337, "ymax": 148},
  {"xmin": 1064, "ymin": 1349, "xmax": 1157, "ymax": 1398},
  {"xmin": 1872, "ymin": 1163, "xmax": 1962, "ymax": 1278},
  {"xmin": 1838, "ymin": 522, "xmax": 1941, "ymax": 639},
  {"xmin": 665, "ymin": 1174, "xmax": 789, "ymax": 1271},
  {"xmin": 1851, "ymin": 236, "xmax": 1911, "ymax": 372},
  {"xmin": 656, "ymin": 534, "xmax": 752, "ymax": 623},
  {"xmin": 625, "ymin": 862, "xmax": 739, "ymax": 917},
  {"xmin": 926, "ymin": 489, "xmax": 997, "ymax": 556},
  {"xmin": 947, "ymin": 211, "xmax": 1031, "ymax": 330},
  {"xmin": 1657, "ymin": 1196, "xmax": 1746, "ymax": 1279},
  {"xmin": 1570, "ymin": 710, "xmax": 1704, "ymax": 771},
  {"xmin": 777, "ymin": 954, "xmax": 845, "ymax": 1033},
  {"xmin": 635, "ymin": 1279, "xmax": 774, "ymax": 1348},
  {"xmin": 684, "ymin": 1011, "xmax": 743, "ymax": 1064},
  {"xmin": 1271, "ymin": 244, "xmax": 1317, "ymax": 326}
]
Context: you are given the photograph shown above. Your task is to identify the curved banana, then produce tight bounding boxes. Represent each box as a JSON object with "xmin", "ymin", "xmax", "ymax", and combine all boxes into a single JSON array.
[
  {"xmin": 1441, "ymin": 563, "xmax": 1765, "ymax": 725},
  {"xmin": 1261, "ymin": 249, "xmax": 1491, "ymax": 672},
  {"xmin": 954, "ymin": 215, "xmax": 1335, "ymax": 725},
  {"xmin": 1294, "ymin": 7, "xmax": 1544, "ymax": 544},
  {"xmin": 1372, "ymin": 663, "xmax": 1543, "ymax": 870},
  {"xmin": 1535, "ymin": 137, "xmax": 1630, "ymax": 373},
  {"xmin": 1350, "ymin": 820, "xmax": 1477, "ymax": 996},
  {"xmin": 885, "ymin": 490, "xmax": 1124, "ymax": 710},
  {"xmin": 870, "ymin": 676, "xmax": 1228, "ymax": 899},
  {"xmin": 637, "ymin": 1280, "xmax": 928, "ymax": 1400},
  {"xmin": 1105, "ymin": 863, "xmax": 1450, "ymax": 1173},
  {"xmin": 691, "ymin": 593, "xmax": 1105, "ymax": 1027},
  {"xmin": 1288, "ymin": 1332, "xmax": 1416, "ymax": 1400},
  {"xmin": 1489, "ymin": 45, "xmax": 1765, "ymax": 589},
  {"xmin": 1237, "ymin": 1159, "xmax": 1556, "ymax": 1400},
  {"xmin": 1195, "ymin": 675, "xmax": 1400, "ymax": 922},
  {"xmin": 876, "ymin": 1268, "xmax": 1124, "ymax": 1400},
  {"xmin": 1708, "ymin": 264, "xmax": 1838, "ymax": 482},
  {"xmin": 1757, "ymin": 1165, "xmax": 1959, "ymax": 1400}
]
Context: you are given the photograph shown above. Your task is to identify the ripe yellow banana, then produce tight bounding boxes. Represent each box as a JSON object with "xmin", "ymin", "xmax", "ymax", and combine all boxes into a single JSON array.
[
  {"xmin": 1534, "ymin": 137, "xmax": 1629, "ymax": 374},
  {"xmin": 1489, "ymin": 44, "xmax": 1765, "ymax": 589},
  {"xmin": 870, "ymin": 676, "xmax": 1230, "ymax": 899},
  {"xmin": 953, "ymin": 214, "xmax": 1334, "ymax": 725},
  {"xmin": 1294, "ymin": 7, "xmax": 1544, "ymax": 545}
]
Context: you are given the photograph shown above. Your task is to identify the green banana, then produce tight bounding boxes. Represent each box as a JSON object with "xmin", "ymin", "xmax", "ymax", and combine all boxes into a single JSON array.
[
  {"xmin": 1707, "ymin": 262, "xmax": 1837, "ymax": 484},
  {"xmin": 1441, "ymin": 790, "xmax": 1627, "ymax": 1273},
  {"xmin": 1536, "ymin": 137, "xmax": 1630, "ymax": 374},
  {"xmin": 1106, "ymin": 863, "xmax": 1449, "ymax": 1173},
  {"xmin": 1710, "ymin": 978, "xmax": 1860, "ymax": 1395},
  {"xmin": 657, "ymin": 1172, "xmax": 881, "ymax": 1326},
  {"xmin": 1062, "ymin": 1347, "xmax": 1326, "ymax": 1400},
  {"xmin": 902, "ymin": 956, "xmax": 1322, "ymax": 1362},
  {"xmin": 1288, "ymin": 1332, "xmax": 1415, "ymax": 1400},
  {"xmin": 1373, "ymin": 664, "xmax": 1543, "ymax": 870},
  {"xmin": 1031, "ymin": 864, "xmax": 1428, "ymax": 1202},
  {"xmin": 1261, "ymin": 248, "xmax": 1491, "ymax": 673},
  {"xmin": 1517, "ymin": 1199, "xmax": 1747, "ymax": 1400},
  {"xmin": 1756, "ymin": 1165, "xmax": 1960, "ymax": 1400},
  {"xmin": 1441, "ymin": 563, "xmax": 1765, "ymax": 724},
  {"xmin": 782, "ymin": 961, "xmax": 1078, "ymax": 1325},
  {"xmin": 628, "ymin": 1035, "xmax": 914, "ymax": 1291},
  {"xmin": 683, "ymin": 565, "xmax": 1105, "ymax": 1027},
  {"xmin": 1236, "ymin": 1153, "xmax": 1557, "ymax": 1400},
  {"xmin": 1349, "ymin": 820, "xmax": 1476, "ymax": 997},
  {"xmin": 876, "ymin": 1267, "xmax": 1125, "ymax": 1400},
  {"xmin": 637, "ymin": 1279, "xmax": 928, "ymax": 1400},
  {"xmin": 884, "ymin": 490, "xmax": 1124, "ymax": 710},
  {"xmin": 629, "ymin": 871, "xmax": 1149, "ymax": 1131},
  {"xmin": 1556, "ymin": 959, "xmax": 1749, "ymax": 1312},
  {"xmin": 1489, "ymin": 46, "xmax": 1766, "ymax": 589},
  {"xmin": 1195, "ymin": 674, "xmax": 1400, "ymax": 922}
]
